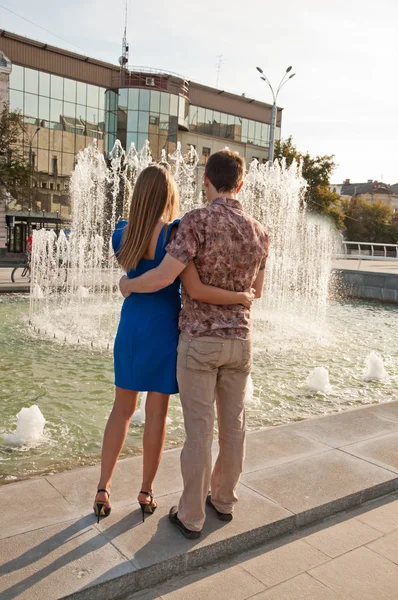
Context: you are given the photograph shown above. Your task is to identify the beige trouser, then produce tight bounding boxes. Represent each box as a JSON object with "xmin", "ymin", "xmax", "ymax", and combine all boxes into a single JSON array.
[{"xmin": 177, "ymin": 332, "xmax": 252, "ymax": 532}]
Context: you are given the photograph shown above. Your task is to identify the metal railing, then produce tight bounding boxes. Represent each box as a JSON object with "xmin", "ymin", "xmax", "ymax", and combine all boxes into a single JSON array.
[{"xmin": 337, "ymin": 241, "xmax": 398, "ymax": 261}]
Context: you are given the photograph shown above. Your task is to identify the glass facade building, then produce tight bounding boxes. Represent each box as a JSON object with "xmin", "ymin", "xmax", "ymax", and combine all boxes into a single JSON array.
[
  {"xmin": 8, "ymin": 64, "xmax": 105, "ymax": 212},
  {"xmin": 105, "ymin": 88, "xmax": 190, "ymax": 158},
  {"xmin": 188, "ymin": 105, "xmax": 280, "ymax": 148},
  {"xmin": 104, "ymin": 90, "xmax": 280, "ymax": 160},
  {"xmin": 7, "ymin": 65, "xmax": 281, "ymax": 209},
  {"xmin": 0, "ymin": 30, "xmax": 283, "ymax": 256}
]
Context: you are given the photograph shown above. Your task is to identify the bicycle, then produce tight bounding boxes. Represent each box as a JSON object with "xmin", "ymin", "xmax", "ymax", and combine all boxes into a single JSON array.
[{"xmin": 11, "ymin": 255, "xmax": 31, "ymax": 284}]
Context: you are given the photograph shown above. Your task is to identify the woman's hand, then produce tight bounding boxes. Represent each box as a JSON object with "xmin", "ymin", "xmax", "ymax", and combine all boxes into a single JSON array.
[
  {"xmin": 238, "ymin": 288, "xmax": 256, "ymax": 309},
  {"xmin": 119, "ymin": 275, "xmax": 131, "ymax": 298}
]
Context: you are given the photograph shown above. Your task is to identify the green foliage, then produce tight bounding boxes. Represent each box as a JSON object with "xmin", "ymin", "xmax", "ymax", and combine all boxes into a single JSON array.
[
  {"xmin": 342, "ymin": 197, "xmax": 398, "ymax": 243},
  {"xmin": 0, "ymin": 104, "xmax": 31, "ymax": 195}
]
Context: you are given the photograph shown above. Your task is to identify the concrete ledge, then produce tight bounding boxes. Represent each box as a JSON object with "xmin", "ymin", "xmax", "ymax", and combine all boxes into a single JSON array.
[
  {"xmin": 0, "ymin": 284, "xmax": 30, "ymax": 293},
  {"xmin": 1, "ymin": 401, "xmax": 398, "ymax": 600},
  {"xmin": 336, "ymin": 269, "xmax": 398, "ymax": 304}
]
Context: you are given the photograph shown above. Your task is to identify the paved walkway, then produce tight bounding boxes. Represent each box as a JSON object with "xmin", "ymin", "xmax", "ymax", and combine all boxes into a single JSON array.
[
  {"xmin": 0, "ymin": 267, "xmax": 29, "ymax": 293},
  {"xmin": 333, "ymin": 259, "xmax": 398, "ymax": 274},
  {"xmin": 1, "ymin": 401, "xmax": 398, "ymax": 599},
  {"xmin": 130, "ymin": 492, "xmax": 398, "ymax": 600}
]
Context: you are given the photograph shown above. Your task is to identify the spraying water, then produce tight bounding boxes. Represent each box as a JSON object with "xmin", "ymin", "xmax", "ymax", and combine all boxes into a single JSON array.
[
  {"xmin": 365, "ymin": 352, "xmax": 387, "ymax": 381},
  {"xmin": 306, "ymin": 367, "xmax": 331, "ymax": 393},
  {"xmin": 3, "ymin": 405, "xmax": 46, "ymax": 446},
  {"xmin": 29, "ymin": 140, "xmax": 337, "ymax": 349}
]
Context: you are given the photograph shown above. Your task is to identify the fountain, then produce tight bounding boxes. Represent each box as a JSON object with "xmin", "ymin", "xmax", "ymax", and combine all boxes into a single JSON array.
[
  {"xmin": 365, "ymin": 352, "xmax": 388, "ymax": 381},
  {"xmin": 3, "ymin": 405, "xmax": 46, "ymax": 447},
  {"xmin": 28, "ymin": 140, "xmax": 337, "ymax": 348},
  {"xmin": 306, "ymin": 367, "xmax": 331, "ymax": 393}
]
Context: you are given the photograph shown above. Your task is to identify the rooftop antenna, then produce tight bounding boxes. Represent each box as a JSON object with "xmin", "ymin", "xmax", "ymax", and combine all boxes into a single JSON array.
[
  {"xmin": 119, "ymin": 0, "xmax": 129, "ymax": 69},
  {"xmin": 216, "ymin": 54, "xmax": 225, "ymax": 88}
]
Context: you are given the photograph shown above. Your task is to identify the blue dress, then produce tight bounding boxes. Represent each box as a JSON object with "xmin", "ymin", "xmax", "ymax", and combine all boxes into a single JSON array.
[{"xmin": 112, "ymin": 219, "xmax": 181, "ymax": 394}]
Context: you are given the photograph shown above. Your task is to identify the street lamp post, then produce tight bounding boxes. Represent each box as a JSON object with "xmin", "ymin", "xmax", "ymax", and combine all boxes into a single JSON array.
[{"xmin": 256, "ymin": 66, "xmax": 296, "ymax": 164}]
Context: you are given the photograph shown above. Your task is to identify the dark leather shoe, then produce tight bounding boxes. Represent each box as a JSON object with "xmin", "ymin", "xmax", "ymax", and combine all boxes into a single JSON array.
[
  {"xmin": 169, "ymin": 506, "xmax": 201, "ymax": 539},
  {"xmin": 206, "ymin": 494, "xmax": 233, "ymax": 521}
]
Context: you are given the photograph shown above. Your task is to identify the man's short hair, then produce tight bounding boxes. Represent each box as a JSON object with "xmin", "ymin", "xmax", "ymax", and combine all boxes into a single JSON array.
[{"xmin": 205, "ymin": 150, "xmax": 245, "ymax": 193}]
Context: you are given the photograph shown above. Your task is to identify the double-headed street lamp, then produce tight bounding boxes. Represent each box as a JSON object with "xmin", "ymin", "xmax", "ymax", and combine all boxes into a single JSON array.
[{"xmin": 256, "ymin": 66, "xmax": 296, "ymax": 164}]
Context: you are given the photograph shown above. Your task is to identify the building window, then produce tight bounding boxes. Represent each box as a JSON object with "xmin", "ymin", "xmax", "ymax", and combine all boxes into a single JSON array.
[
  {"xmin": 52, "ymin": 156, "xmax": 58, "ymax": 177},
  {"xmin": 56, "ymin": 184, "xmax": 61, "ymax": 191},
  {"xmin": 202, "ymin": 147, "xmax": 211, "ymax": 165},
  {"xmin": 42, "ymin": 182, "xmax": 47, "ymax": 189},
  {"xmin": 50, "ymin": 183, "xmax": 54, "ymax": 190}
]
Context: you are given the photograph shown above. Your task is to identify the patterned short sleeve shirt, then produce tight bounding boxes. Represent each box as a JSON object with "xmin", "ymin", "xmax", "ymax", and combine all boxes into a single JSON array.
[{"xmin": 166, "ymin": 197, "xmax": 269, "ymax": 339}]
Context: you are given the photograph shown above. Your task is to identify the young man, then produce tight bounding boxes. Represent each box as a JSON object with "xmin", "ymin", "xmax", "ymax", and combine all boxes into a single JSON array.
[{"xmin": 120, "ymin": 150, "xmax": 269, "ymax": 538}]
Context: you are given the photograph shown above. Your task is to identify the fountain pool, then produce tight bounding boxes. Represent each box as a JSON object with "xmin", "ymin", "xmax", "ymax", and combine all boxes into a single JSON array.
[{"xmin": 1, "ymin": 294, "xmax": 397, "ymax": 483}]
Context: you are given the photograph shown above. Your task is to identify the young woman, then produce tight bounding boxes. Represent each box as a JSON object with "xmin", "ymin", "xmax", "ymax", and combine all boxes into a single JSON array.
[{"xmin": 94, "ymin": 164, "xmax": 254, "ymax": 523}]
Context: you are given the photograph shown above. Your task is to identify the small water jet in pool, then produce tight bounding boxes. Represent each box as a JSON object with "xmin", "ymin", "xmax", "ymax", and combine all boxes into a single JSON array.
[
  {"xmin": 364, "ymin": 352, "xmax": 387, "ymax": 381},
  {"xmin": 306, "ymin": 367, "xmax": 331, "ymax": 393},
  {"xmin": 3, "ymin": 405, "xmax": 46, "ymax": 447},
  {"xmin": 245, "ymin": 374, "xmax": 262, "ymax": 407},
  {"xmin": 132, "ymin": 393, "xmax": 147, "ymax": 424}
]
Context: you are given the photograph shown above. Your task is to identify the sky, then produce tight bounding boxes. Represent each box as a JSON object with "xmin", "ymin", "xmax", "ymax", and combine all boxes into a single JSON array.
[{"xmin": 1, "ymin": 0, "xmax": 397, "ymax": 184}]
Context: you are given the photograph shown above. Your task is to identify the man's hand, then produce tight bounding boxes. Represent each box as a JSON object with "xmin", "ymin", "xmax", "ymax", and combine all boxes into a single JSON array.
[
  {"xmin": 119, "ymin": 275, "xmax": 132, "ymax": 298},
  {"xmin": 238, "ymin": 288, "xmax": 256, "ymax": 309}
]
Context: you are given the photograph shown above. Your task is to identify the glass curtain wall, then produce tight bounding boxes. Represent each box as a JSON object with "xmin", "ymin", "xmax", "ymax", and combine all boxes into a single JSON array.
[
  {"xmin": 9, "ymin": 65, "xmax": 106, "ymax": 212},
  {"xmin": 188, "ymin": 105, "xmax": 280, "ymax": 148},
  {"xmin": 105, "ymin": 88, "xmax": 180, "ymax": 159}
]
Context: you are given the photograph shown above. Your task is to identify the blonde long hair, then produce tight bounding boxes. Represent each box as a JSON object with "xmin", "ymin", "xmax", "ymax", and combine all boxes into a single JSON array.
[{"xmin": 117, "ymin": 164, "xmax": 179, "ymax": 271}]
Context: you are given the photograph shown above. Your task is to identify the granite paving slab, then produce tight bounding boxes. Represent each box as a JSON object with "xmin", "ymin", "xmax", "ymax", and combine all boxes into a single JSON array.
[
  {"xmin": 241, "ymin": 449, "xmax": 398, "ymax": 525},
  {"xmin": 300, "ymin": 514, "xmax": 381, "ymax": 558},
  {"xmin": 309, "ymin": 546, "xmax": 398, "ymax": 600},
  {"xmin": 0, "ymin": 479, "xmax": 81, "ymax": 539},
  {"xmin": 367, "ymin": 530, "xmax": 398, "ymax": 565},
  {"xmin": 0, "ymin": 516, "xmax": 134, "ymax": 600},
  {"xmin": 242, "ymin": 427, "xmax": 330, "ymax": 473},
  {"xmin": 47, "ymin": 448, "xmax": 183, "ymax": 515},
  {"xmin": 291, "ymin": 406, "xmax": 398, "ymax": 447},
  {"xmin": 249, "ymin": 573, "xmax": 344, "ymax": 600},
  {"xmin": 342, "ymin": 431, "xmax": 398, "ymax": 473}
]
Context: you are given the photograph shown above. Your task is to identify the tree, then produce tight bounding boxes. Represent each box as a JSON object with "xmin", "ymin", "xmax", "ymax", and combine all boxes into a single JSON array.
[
  {"xmin": 0, "ymin": 104, "xmax": 32, "ymax": 206},
  {"xmin": 342, "ymin": 197, "xmax": 398, "ymax": 243},
  {"xmin": 274, "ymin": 137, "xmax": 343, "ymax": 226}
]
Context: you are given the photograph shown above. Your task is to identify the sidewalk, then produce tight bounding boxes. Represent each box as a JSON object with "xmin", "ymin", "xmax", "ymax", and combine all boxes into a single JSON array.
[
  {"xmin": 333, "ymin": 259, "xmax": 398, "ymax": 274},
  {"xmin": 130, "ymin": 492, "xmax": 398, "ymax": 600},
  {"xmin": 1, "ymin": 400, "xmax": 398, "ymax": 600},
  {"xmin": 0, "ymin": 267, "xmax": 29, "ymax": 293}
]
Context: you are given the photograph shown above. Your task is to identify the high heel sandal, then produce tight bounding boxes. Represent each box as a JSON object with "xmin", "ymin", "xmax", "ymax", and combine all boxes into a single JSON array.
[
  {"xmin": 94, "ymin": 488, "xmax": 111, "ymax": 524},
  {"xmin": 138, "ymin": 490, "xmax": 157, "ymax": 522}
]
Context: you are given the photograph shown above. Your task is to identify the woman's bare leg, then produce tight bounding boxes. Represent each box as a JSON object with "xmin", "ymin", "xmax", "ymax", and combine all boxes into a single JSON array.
[
  {"xmin": 138, "ymin": 392, "xmax": 170, "ymax": 505},
  {"xmin": 95, "ymin": 386, "xmax": 139, "ymax": 507}
]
